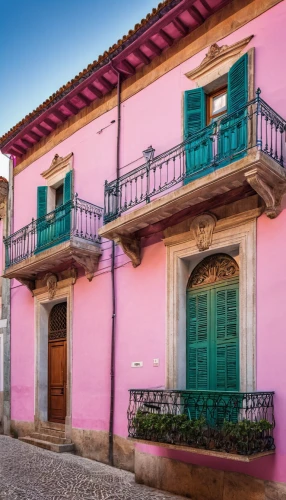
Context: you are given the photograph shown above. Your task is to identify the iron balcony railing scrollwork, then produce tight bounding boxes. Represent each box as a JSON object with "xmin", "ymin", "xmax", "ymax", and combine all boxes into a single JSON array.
[
  {"xmin": 104, "ymin": 89, "xmax": 286, "ymax": 223},
  {"xmin": 4, "ymin": 194, "xmax": 103, "ymax": 268},
  {"xmin": 128, "ymin": 389, "xmax": 275, "ymax": 456}
]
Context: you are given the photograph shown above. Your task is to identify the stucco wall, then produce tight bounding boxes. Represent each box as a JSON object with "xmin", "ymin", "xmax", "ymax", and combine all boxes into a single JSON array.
[{"xmin": 9, "ymin": 0, "xmax": 286, "ymax": 483}]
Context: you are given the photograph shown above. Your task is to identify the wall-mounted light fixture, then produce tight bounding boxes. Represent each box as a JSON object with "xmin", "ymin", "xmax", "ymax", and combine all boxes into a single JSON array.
[
  {"xmin": 142, "ymin": 145, "xmax": 155, "ymax": 162},
  {"xmin": 97, "ymin": 120, "xmax": 116, "ymax": 135}
]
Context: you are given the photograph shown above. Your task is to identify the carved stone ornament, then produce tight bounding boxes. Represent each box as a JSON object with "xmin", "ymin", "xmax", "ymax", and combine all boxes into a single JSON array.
[
  {"xmin": 190, "ymin": 213, "xmax": 217, "ymax": 251},
  {"xmin": 245, "ymin": 170, "xmax": 286, "ymax": 219},
  {"xmin": 185, "ymin": 35, "xmax": 253, "ymax": 82},
  {"xmin": 114, "ymin": 235, "xmax": 141, "ymax": 268},
  {"xmin": 188, "ymin": 253, "xmax": 239, "ymax": 289},
  {"xmin": 73, "ymin": 254, "xmax": 100, "ymax": 281},
  {"xmin": 44, "ymin": 273, "xmax": 58, "ymax": 299},
  {"xmin": 41, "ymin": 152, "xmax": 73, "ymax": 180}
]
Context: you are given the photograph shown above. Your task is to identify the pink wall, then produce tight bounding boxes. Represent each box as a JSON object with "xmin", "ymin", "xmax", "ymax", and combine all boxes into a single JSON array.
[
  {"xmin": 9, "ymin": 0, "xmax": 286, "ymax": 484},
  {"xmin": 11, "ymin": 284, "xmax": 34, "ymax": 422}
]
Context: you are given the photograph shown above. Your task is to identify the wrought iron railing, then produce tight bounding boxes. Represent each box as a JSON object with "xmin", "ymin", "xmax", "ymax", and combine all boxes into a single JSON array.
[
  {"xmin": 128, "ymin": 389, "xmax": 275, "ymax": 456},
  {"xmin": 104, "ymin": 90, "xmax": 286, "ymax": 223},
  {"xmin": 4, "ymin": 194, "xmax": 103, "ymax": 268}
]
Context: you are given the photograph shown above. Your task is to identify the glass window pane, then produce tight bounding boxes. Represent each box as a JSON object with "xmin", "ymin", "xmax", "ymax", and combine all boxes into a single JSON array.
[{"xmin": 212, "ymin": 93, "xmax": 227, "ymax": 114}]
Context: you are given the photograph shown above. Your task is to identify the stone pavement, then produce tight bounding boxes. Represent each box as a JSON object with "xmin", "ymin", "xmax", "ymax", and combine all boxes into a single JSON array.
[{"xmin": 0, "ymin": 436, "xmax": 185, "ymax": 499}]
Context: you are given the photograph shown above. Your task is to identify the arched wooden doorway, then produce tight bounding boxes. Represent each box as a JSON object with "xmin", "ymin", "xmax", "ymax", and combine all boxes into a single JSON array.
[
  {"xmin": 48, "ymin": 302, "xmax": 67, "ymax": 423},
  {"xmin": 186, "ymin": 253, "xmax": 239, "ymax": 391}
]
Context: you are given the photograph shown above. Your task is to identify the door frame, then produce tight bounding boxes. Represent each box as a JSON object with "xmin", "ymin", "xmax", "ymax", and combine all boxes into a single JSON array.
[
  {"xmin": 164, "ymin": 214, "xmax": 258, "ymax": 392},
  {"xmin": 48, "ymin": 303, "xmax": 68, "ymax": 423},
  {"xmin": 34, "ymin": 282, "xmax": 73, "ymax": 437}
]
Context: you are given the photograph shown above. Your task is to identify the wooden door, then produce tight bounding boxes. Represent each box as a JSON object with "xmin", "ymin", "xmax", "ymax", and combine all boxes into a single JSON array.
[{"xmin": 48, "ymin": 303, "xmax": 67, "ymax": 423}]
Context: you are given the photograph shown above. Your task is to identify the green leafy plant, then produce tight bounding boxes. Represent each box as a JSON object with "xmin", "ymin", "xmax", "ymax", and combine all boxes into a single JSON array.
[
  {"xmin": 222, "ymin": 419, "xmax": 274, "ymax": 455},
  {"xmin": 132, "ymin": 411, "xmax": 274, "ymax": 455}
]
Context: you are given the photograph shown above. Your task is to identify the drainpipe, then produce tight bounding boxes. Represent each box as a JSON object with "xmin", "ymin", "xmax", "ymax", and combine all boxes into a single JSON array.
[
  {"xmin": 2, "ymin": 155, "xmax": 13, "ymax": 435},
  {"xmin": 109, "ymin": 62, "xmax": 121, "ymax": 466}
]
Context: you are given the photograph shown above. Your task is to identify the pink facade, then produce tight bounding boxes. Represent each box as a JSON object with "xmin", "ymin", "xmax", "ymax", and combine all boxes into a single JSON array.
[{"xmin": 4, "ymin": 0, "xmax": 286, "ymax": 493}]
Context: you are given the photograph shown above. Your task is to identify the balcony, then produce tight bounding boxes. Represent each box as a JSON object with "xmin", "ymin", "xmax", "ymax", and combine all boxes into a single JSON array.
[
  {"xmin": 128, "ymin": 389, "xmax": 275, "ymax": 461},
  {"xmin": 3, "ymin": 195, "xmax": 103, "ymax": 290},
  {"xmin": 100, "ymin": 91, "xmax": 286, "ymax": 266}
]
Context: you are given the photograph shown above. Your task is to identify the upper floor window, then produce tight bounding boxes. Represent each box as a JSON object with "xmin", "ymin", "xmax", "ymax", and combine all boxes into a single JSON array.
[
  {"xmin": 55, "ymin": 184, "xmax": 64, "ymax": 208},
  {"xmin": 207, "ymin": 87, "xmax": 227, "ymax": 124}
]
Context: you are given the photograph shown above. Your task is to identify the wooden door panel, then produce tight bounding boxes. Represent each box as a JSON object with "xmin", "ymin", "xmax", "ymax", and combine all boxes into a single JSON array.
[{"xmin": 48, "ymin": 340, "xmax": 66, "ymax": 423}]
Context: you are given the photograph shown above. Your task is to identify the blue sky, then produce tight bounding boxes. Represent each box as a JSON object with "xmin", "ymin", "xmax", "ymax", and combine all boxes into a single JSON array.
[{"xmin": 0, "ymin": 0, "xmax": 158, "ymax": 176}]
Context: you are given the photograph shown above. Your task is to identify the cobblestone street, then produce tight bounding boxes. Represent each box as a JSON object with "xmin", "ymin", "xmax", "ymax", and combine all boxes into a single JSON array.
[{"xmin": 0, "ymin": 436, "xmax": 185, "ymax": 499}]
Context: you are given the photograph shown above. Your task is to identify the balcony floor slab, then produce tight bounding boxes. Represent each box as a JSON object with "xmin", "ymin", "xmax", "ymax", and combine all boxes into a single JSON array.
[
  {"xmin": 129, "ymin": 438, "xmax": 275, "ymax": 462},
  {"xmin": 100, "ymin": 151, "xmax": 286, "ymax": 241},
  {"xmin": 2, "ymin": 236, "xmax": 101, "ymax": 282}
]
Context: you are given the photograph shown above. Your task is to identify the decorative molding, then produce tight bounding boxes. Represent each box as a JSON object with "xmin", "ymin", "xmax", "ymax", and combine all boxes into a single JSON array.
[
  {"xmin": 114, "ymin": 235, "xmax": 141, "ymax": 268},
  {"xmin": 164, "ymin": 208, "xmax": 262, "ymax": 247},
  {"xmin": 185, "ymin": 35, "xmax": 253, "ymax": 82},
  {"xmin": 44, "ymin": 273, "xmax": 58, "ymax": 300},
  {"xmin": 190, "ymin": 213, "xmax": 217, "ymax": 251},
  {"xmin": 166, "ymin": 218, "xmax": 257, "ymax": 393},
  {"xmin": 245, "ymin": 170, "xmax": 286, "ymax": 219},
  {"xmin": 187, "ymin": 253, "xmax": 239, "ymax": 288},
  {"xmin": 41, "ymin": 152, "xmax": 73, "ymax": 181},
  {"xmin": 33, "ymin": 275, "xmax": 77, "ymax": 297},
  {"xmin": 73, "ymin": 254, "xmax": 99, "ymax": 281}
]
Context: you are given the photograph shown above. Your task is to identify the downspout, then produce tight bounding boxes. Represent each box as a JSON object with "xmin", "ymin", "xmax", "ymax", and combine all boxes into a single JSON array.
[
  {"xmin": 2, "ymin": 155, "xmax": 14, "ymax": 435},
  {"xmin": 109, "ymin": 62, "xmax": 121, "ymax": 466}
]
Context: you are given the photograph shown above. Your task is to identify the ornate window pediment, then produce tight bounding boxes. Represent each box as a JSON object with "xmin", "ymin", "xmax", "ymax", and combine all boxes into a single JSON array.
[{"xmin": 185, "ymin": 35, "xmax": 253, "ymax": 88}]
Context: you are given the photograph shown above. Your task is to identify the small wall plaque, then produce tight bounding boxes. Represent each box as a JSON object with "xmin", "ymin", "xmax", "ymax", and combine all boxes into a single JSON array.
[{"xmin": 131, "ymin": 361, "xmax": 143, "ymax": 368}]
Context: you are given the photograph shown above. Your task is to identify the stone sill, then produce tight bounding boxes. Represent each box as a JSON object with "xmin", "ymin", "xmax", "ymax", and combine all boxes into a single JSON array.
[{"xmin": 128, "ymin": 438, "xmax": 275, "ymax": 462}]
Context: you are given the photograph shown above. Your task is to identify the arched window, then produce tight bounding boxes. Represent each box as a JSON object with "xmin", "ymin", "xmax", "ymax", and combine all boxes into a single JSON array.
[
  {"xmin": 49, "ymin": 303, "xmax": 67, "ymax": 341},
  {"xmin": 186, "ymin": 253, "xmax": 239, "ymax": 391}
]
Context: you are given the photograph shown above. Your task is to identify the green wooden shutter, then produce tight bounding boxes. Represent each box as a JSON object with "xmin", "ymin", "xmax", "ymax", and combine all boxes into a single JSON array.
[
  {"xmin": 186, "ymin": 289, "xmax": 209, "ymax": 390},
  {"xmin": 228, "ymin": 54, "xmax": 248, "ymax": 114},
  {"xmin": 37, "ymin": 186, "xmax": 47, "ymax": 218},
  {"xmin": 36, "ymin": 186, "xmax": 48, "ymax": 250},
  {"xmin": 64, "ymin": 171, "xmax": 72, "ymax": 203},
  {"xmin": 219, "ymin": 54, "xmax": 248, "ymax": 162},
  {"xmin": 184, "ymin": 89, "xmax": 212, "ymax": 182},
  {"xmin": 214, "ymin": 284, "xmax": 239, "ymax": 391},
  {"xmin": 63, "ymin": 171, "xmax": 73, "ymax": 234}
]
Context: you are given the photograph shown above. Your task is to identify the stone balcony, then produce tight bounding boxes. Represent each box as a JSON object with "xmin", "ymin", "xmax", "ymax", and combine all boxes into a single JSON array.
[
  {"xmin": 3, "ymin": 195, "xmax": 103, "ymax": 292},
  {"xmin": 99, "ymin": 94, "xmax": 286, "ymax": 266},
  {"xmin": 128, "ymin": 389, "xmax": 275, "ymax": 461}
]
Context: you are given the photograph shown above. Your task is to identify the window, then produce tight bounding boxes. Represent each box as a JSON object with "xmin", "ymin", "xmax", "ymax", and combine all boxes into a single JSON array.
[
  {"xmin": 55, "ymin": 184, "xmax": 64, "ymax": 208},
  {"xmin": 207, "ymin": 87, "xmax": 227, "ymax": 124}
]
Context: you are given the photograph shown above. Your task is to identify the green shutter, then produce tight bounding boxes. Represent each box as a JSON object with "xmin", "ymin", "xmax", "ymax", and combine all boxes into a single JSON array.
[
  {"xmin": 36, "ymin": 186, "xmax": 48, "ymax": 250},
  {"xmin": 37, "ymin": 186, "xmax": 47, "ymax": 218},
  {"xmin": 186, "ymin": 290, "xmax": 209, "ymax": 390},
  {"xmin": 184, "ymin": 89, "xmax": 212, "ymax": 182},
  {"xmin": 186, "ymin": 280, "xmax": 239, "ymax": 423},
  {"xmin": 219, "ymin": 54, "xmax": 248, "ymax": 162},
  {"xmin": 214, "ymin": 284, "xmax": 239, "ymax": 391},
  {"xmin": 228, "ymin": 54, "xmax": 248, "ymax": 114},
  {"xmin": 64, "ymin": 171, "xmax": 73, "ymax": 203},
  {"xmin": 184, "ymin": 88, "xmax": 206, "ymax": 138},
  {"xmin": 63, "ymin": 171, "xmax": 73, "ymax": 234}
]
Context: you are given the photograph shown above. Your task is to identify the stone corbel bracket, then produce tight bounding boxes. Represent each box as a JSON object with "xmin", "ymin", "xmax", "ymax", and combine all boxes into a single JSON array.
[
  {"xmin": 17, "ymin": 277, "xmax": 35, "ymax": 295},
  {"xmin": 73, "ymin": 254, "xmax": 100, "ymax": 281},
  {"xmin": 114, "ymin": 235, "xmax": 141, "ymax": 267},
  {"xmin": 245, "ymin": 169, "xmax": 286, "ymax": 219}
]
